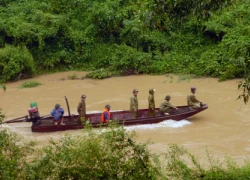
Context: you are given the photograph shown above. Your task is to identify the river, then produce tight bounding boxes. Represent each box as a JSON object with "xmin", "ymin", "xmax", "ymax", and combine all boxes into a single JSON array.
[{"xmin": 0, "ymin": 72, "xmax": 249, "ymax": 165}]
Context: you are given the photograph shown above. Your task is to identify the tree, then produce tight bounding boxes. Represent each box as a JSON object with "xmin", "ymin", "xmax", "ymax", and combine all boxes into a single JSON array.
[{"xmin": 142, "ymin": 0, "xmax": 235, "ymax": 30}]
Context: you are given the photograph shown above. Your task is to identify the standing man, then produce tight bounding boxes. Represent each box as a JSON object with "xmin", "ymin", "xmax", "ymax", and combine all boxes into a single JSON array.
[
  {"xmin": 187, "ymin": 87, "xmax": 202, "ymax": 109},
  {"xmin": 51, "ymin": 104, "xmax": 65, "ymax": 125},
  {"xmin": 77, "ymin": 94, "xmax": 86, "ymax": 121},
  {"xmin": 159, "ymin": 95, "xmax": 178, "ymax": 115},
  {"xmin": 130, "ymin": 89, "xmax": 139, "ymax": 118},
  {"xmin": 101, "ymin": 104, "xmax": 111, "ymax": 123},
  {"xmin": 148, "ymin": 88, "xmax": 155, "ymax": 117}
]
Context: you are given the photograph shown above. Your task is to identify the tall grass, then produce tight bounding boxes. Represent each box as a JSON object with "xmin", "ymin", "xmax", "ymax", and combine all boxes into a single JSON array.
[{"xmin": 67, "ymin": 73, "xmax": 78, "ymax": 80}]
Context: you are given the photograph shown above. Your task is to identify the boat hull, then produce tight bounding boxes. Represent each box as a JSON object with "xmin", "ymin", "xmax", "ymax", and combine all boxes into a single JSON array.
[{"xmin": 31, "ymin": 104, "xmax": 208, "ymax": 132}]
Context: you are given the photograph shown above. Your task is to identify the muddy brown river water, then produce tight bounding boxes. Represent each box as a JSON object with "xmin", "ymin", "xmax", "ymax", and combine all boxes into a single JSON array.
[{"xmin": 0, "ymin": 72, "xmax": 250, "ymax": 165}]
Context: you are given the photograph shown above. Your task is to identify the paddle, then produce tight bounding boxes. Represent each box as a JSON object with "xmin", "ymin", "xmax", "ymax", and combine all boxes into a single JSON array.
[
  {"xmin": 3, "ymin": 115, "xmax": 29, "ymax": 123},
  {"xmin": 3, "ymin": 114, "xmax": 51, "ymax": 124}
]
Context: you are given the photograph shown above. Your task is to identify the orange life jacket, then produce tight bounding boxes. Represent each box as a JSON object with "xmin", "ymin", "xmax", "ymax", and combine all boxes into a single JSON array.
[{"xmin": 101, "ymin": 108, "xmax": 111, "ymax": 123}]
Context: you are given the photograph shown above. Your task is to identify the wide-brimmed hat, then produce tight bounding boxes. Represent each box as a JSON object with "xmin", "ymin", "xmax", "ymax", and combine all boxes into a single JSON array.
[{"xmin": 55, "ymin": 104, "xmax": 60, "ymax": 108}]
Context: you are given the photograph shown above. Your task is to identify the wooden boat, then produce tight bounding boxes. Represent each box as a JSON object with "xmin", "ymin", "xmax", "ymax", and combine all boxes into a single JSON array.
[{"xmin": 30, "ymin": 104, "xmax": 208, "ymax": 133}]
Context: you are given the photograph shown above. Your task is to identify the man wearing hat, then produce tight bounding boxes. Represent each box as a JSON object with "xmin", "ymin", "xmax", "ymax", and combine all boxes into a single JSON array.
[
  {"xmin": 148, "ymin": 88, "xmax": 156, "ymax": 117},
  {"xmin": 77, "ymin": 94, "xmax": 87, "ymax": 121},
  {"xmin": 187, "ymin": 87, "xmax": 202, "ymax": 109},
  {"xmin": 50, "ymin": 104, "xmax": 65, "ymax": 125},
  {"xmin": 159, "ymin": 95, "xmax": 178, "ymax": 115},
  {"xmin": 130, "ymin": 89, "xmax": 139, "ymax": 118},
  {"xmin": 101, "ymin": 104, "xmax": 111, "ymax": 123}
]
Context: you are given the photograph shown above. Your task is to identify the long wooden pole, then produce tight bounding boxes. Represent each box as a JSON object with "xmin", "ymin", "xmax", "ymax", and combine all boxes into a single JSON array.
[
  {"xmin": 3, "ymin": 114, "xmax": 50, "ymax": 124},
  {"xmin": 64, "ymin": 96, "xmax": 71, "ymax": 119}
]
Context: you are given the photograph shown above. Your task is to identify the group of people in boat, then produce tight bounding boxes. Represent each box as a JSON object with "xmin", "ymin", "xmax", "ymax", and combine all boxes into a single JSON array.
[
  {"xmin": 130, "ymin": 86, "xmax": 202, "ymax": 118},
  {"xmin": 50, "ymin": 86, "xmax": 202, "ymax": 125}
]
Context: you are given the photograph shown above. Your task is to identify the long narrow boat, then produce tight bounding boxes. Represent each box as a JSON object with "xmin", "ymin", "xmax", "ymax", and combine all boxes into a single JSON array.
[{"xmin": 31, "ymin": 104, "xmax": 208, "ymax": 132}]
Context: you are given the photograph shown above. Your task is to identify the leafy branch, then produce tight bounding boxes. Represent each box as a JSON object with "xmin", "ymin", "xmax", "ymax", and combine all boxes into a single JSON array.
[
  {"xmin": 0, "ymin": 83, "xmax": 6, "ymax": 92},
  {"xmin": 237, "ymin": 77, "xmax": 250, "ymax": 104}
]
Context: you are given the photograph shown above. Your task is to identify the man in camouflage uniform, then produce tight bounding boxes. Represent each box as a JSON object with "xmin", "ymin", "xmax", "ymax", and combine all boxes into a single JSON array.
[
  {"xmin": 130, "ymin": 89, "xmax": 139, "ymax": 118},
  {"xmin": 77, "ymin": 94, "xmax": 87, "ymax": 121},
  {"xmin": 148, "ymin": 88, "xmax": 155, "ymax": 117},
  {"xmin": 159, "ymin": 95, "xmax": 178, "ymax": 115},
  {"xmin": 187, "ymin": 87, "xmax": 202, "ymax": 109}
]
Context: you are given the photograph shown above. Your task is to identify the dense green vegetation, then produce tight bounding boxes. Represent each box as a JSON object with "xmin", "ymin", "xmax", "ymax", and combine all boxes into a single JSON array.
[
  {"xmin": 0, "ymin": 122, "xmax": 250, "ymax": 179},
  {"xmin": 0, "ymin": 0, "xmax": 249, "ymax": 82}
]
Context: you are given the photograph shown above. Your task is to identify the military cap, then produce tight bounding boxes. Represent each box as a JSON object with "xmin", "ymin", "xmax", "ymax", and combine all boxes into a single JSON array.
[
  {"xmin": 191, "ymin": 87, "xmax": 196, "ymax": 91},
  {"xmin": 165, "ymin": 95, "xmax": 171, "ymax": 100},
  {"xmin": 133, "ymin": 89, "xmax": 139, "ymax": 93},
  {"xmin": 105, "ymin": 104, "xmax": 111, "ymax": 109},
  {"xmin": 81, "ymin": 94, "xmax": 87, "ymax": 98}
]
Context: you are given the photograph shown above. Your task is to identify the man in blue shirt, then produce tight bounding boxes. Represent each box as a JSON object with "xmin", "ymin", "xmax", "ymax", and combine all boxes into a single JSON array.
[{"xmin": 51, "ymin": 104, "xmax": 65, "ymax": 125}]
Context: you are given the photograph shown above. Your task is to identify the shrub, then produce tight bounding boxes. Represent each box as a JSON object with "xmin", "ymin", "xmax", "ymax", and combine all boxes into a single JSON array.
[
  {"xmin": 86, "ymin": 69, "xmax": 118, "ymax": 79},
  {"xmin": 0, "ymin": 109, "xmax": 5, "ymax": 124},
  {"xmin": 109, "ymin": 44, "xmax": 152, "ymax": 75},
  {"xmin": 67, "ymin": 73, "xmax": 78, "ymax": 80},
  {"xmin": 0, "ymin": 46, "xmax": 35, "ymax": 82},
  {"xmin": 26, "ymin": 123, "xmax": 163, "ymax": 179},
  {"xmin": 0, "ymin": 117, "xmax": 250, "ymax": 179},
  {"xmin": 164, "ymin": 144, "xmax": 250, "ymax": 180},
  {"xmin": 19, "ymin": 81, "xmax": 42, "ymax": 88},
  {"xmin": 0, "ymin": 129, "xmax": 32, "ymax": 179}
]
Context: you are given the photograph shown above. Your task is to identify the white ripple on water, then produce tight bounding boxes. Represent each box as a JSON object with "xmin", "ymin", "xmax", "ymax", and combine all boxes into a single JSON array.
[
  {"xmin": 124, "ymin": 119, "xmax": 192, "ymax": 131},
  {"xmin": 86, "ymin": 111, "xmax": 192, "ymax": 130},
  {"xmin": 1, "ymin": 118, "xmax": 192, "ymax": 135}
]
